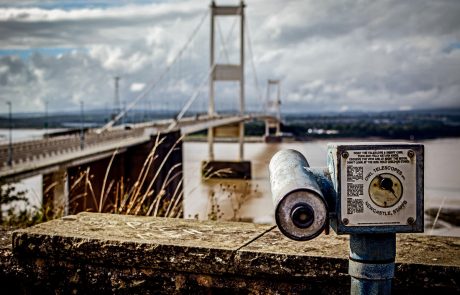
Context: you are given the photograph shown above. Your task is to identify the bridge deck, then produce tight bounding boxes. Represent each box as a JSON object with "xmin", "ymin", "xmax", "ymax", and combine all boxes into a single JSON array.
[{"xmin": 0, "ymin": 114, "xmax": 276, "ymax": 182}]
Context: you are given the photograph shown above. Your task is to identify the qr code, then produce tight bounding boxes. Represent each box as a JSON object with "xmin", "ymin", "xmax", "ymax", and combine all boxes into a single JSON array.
[
  {"xmin": 347, "ymin": 183, "xmax": 364, "ymax": 197},
  {"xmin": 347, "ymin": 198, "xmax": 364, "ymax": 214},
  {"xmin": 347, "ymin": 166, "xmax": 363, "ymax": 181}
]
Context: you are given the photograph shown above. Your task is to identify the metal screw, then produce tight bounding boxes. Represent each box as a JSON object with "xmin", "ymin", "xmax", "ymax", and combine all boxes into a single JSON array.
[
  {"xmin": 407, "ymin": 217, "xmax": 415, "ymax": 225},
  {"xmin": 342, "ymin": 218, "xmax": 349, "ymax": 225},
  {"xmin": 407, "ymin": 150, "xmax": 415, "ymax": 158},
  {"xmin": 342, "ymin": 152, "xmax": 349, "ymax": 159}
]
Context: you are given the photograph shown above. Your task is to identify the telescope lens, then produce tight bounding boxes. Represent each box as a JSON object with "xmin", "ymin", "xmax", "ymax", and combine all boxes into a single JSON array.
[{"xmin": 291, "ymin": 203, "xmax": 314, "ymax": 229}]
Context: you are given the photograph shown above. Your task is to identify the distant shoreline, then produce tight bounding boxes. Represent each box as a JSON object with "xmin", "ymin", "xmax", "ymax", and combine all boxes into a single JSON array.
[
  {"xmin": 1, "ymin": 128, "xmax": 459, "ymax": 144},
  {"xmin": 1, "ymin": 108, "xmax": 460, "ymax": 140},
  {"xmin": 183, "ymin": 135, "xmax": 460, "ymax": 143}
]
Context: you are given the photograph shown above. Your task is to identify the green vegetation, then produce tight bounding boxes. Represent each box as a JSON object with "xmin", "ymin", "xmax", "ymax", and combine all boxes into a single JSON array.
[
  {"xmin": 280, "ymin": 109, "xmax": 460, "ymax": 140},
  {"xmin": 0, "ymin": 182, "xmax": 45, "ymax": 227},
  {"xmin": 183, "ymin": 109, "xmax": 460, "ymax": 140}
]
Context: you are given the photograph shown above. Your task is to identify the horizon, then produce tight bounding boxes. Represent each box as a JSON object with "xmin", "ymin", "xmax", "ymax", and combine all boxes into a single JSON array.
[{"xmin": 2, "ymin": 106, "xmax": 460, "ymax": 119}]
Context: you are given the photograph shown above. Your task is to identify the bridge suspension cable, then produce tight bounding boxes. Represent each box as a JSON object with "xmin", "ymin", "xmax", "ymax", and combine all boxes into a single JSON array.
[
  {"xmin": 217, "ymin": 20, "xmax": 230, "ymax": 63},
  {"xmin": 245, "ymin": 18, "xmax": 264, "ymax": 113},
  {"xmin": 167, "ymin": 63, "xmax": 217, "ymax": 131},
  {"xmin": 98, "ymin": 9, "xmax": 209, "ymax": 133},
  {"xmin": 169, "ymin": 4, "xmax": 243, "ymax": 125}
]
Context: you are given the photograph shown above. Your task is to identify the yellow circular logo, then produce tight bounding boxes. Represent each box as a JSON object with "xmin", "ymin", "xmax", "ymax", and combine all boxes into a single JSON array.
[{"xmin": 368, "ymin": 173, "xmax": 403, "ymax": 208}]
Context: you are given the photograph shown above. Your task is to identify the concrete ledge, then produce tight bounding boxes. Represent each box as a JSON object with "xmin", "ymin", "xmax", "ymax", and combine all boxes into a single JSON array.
[{"xmin": 2, "ymin": 213, "xmax": 460, "ymax": 294}]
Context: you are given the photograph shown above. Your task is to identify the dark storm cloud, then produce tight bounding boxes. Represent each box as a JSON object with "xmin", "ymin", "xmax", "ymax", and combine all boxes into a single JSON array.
[
  {"xmin": 0, "ymin": 56, "xmax": 36, "ymax": 85},
  {"xmin": 0, "ymin": 5, "xmax": 202, "ymax": 48},
  {"xmin": 262, "ymin": 0, "xmax": 460, "ymax": 46}
]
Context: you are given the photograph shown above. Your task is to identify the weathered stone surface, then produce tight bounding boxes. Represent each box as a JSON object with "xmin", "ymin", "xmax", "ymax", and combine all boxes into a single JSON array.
[
  {"xmin": 236, "ymin": 228, "xmax": 349, "ymax": 280},
  {"xmin": 13, "ymin": 212, "xmax": 273, "ymax": 275},
  {"xmin": 0, "ymin": 227, "xmax": 29, "ymax": 294},
  {"xmin": 394, "ymin": 234, "xmax": 460, "ymax": 292},
  {"xmin": 396, "ymin": 234, "xmax": 460, "ymax": 266},
  {"xmin": 1, "ymin": 213, "xmax": 459, "ymax": 294},
  {"xmin": 240, "ymin": 228, "xmax": 460, "ymax": 292},
  {"xmin": 0, "ymin": 227, "xmax": 12, "ymax": 250}
]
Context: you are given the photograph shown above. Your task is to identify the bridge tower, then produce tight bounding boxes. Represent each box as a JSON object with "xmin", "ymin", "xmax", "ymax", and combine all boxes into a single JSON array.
[
  {"xmin": 264, "ymin": 79, "xmax": 282, "ymax": 140},
  {"xmin": 208, "ymin": 0, "xmax": 245, "ymax": 161},
  {"xmin": 202, "ymin": 0, "xmax": 251, "ymax": 179},
  {"xmin": 112, "ymin": 76, "xmax": 121, "ymax": 120}
]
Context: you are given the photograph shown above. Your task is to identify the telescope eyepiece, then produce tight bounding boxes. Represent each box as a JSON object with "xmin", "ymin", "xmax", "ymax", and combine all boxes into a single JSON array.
[
  {"xmin": 270, "ymin": 149, "xmax": 328, "ymax": 241},
  {"xmin": 291, "ymin": 203, "xmax": 314, "ymax": 229}
]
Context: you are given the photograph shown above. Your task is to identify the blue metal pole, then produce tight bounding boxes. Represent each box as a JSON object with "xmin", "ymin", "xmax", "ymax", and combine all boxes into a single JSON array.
[{"xmin": 349, "ymin": 233, "xmax": 396, "ymax": 295}]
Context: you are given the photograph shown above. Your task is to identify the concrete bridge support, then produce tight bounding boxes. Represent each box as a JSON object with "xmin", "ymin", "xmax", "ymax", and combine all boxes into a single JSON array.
[
  {"xmin": 202, "ymin": 122, "xmax": 251, "ymax": 179},
  {"xmin": 264, "ymin": 79, "xmax": 282, "ymax": 143},
  {"xmin": 264, "ymin": 118, "xmax": 282, "ymax": 143},
  {"xmin": 43, "ymin": 168, "xmax": 68, "ymax": 218}
]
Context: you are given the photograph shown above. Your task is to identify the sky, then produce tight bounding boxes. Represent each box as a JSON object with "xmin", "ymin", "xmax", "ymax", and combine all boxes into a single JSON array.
[{"xmin": 0, "ymin": 0, "xmax": 459, "ymax": 115}]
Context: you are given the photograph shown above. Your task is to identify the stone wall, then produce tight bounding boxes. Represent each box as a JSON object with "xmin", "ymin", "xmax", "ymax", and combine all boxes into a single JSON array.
[{"xmin": 1, "ymin": 213, "xmax": 459, "ymax": 294}]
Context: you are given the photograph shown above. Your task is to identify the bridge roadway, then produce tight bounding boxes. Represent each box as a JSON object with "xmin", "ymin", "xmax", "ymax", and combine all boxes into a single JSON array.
[{"xmin": 0, "ymin": 114, "xmax": 272, "ymax": 183}]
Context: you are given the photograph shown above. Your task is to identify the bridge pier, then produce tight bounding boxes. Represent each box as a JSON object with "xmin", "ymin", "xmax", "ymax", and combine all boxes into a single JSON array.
[
  {"xmin": 208, "ymin": 125, "xmax": 215, "ymax": 161},
  {"xmin": 239, "ymin": 122, "xmax": 244, "ymax": 161},
  {"xmin": 43, "ymin": 168, "xmax": 68, "ymax": 219},
  {"xmin": 264, "ymin": 119, "xmax": 282, "ymax": 143},
  {"xmin": 207, "ymin": 121, "xmax": 245, "ymax": 160},
  {"xmin": 264, "ymin": 79, "xmax": 282, "ymax": 143},
  {"xmin": 202, "ymin": 122, "xmax": 251, "ymax": 179}
]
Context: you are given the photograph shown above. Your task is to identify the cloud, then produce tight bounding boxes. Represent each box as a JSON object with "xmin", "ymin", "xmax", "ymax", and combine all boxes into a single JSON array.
[
  {"xmin": 130, "ymin": 82, "xmax": 145, "ymax": 92},
  {"xmin": 0, "ymin": 0, "xmax": 459, "ymax": 114},
  {"xmin": 0, "ymin": 1, "xmax": 203, "ymax": 49}
]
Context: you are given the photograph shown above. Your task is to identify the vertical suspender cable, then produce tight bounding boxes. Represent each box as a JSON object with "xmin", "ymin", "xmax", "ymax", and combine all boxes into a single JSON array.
[{"xmin": 98, "ymin": 9, "xmax": 209, "ymax": 133}]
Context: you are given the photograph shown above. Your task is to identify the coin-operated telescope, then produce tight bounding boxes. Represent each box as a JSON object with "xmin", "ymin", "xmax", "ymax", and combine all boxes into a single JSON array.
[{"xmin": 269, "ymin": 143, "xmax": 424, "ymax": 294}]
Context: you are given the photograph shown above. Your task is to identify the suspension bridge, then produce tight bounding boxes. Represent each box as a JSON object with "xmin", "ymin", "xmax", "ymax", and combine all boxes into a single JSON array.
[{"xmin": 0, "ymin": 1, "xmax": 282, "ymax": 214}]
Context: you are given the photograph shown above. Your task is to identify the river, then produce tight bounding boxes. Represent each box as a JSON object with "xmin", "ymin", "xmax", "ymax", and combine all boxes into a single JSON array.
[{"xmin": 2, "ymin": 128, "xmax": 459, "ymax": 236}]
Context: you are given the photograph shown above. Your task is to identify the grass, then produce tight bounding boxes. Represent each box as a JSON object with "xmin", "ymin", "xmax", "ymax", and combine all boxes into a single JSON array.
[
  {"xmin": 67, "ymin": 133, "xmax": 186, "ymax": 218},
  {"xmin": 0, "ymin": 182, "xmax": 46, "ymax": 227},
  {"xmin": 202, "ymin": 180, "xmax": 260, "ymax": 222}
]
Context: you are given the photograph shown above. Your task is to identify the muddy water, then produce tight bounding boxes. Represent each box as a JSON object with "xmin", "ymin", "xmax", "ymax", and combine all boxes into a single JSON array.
[{"xmin": 183, "ymin": 138, "xmax": 460, "ymax": 236}]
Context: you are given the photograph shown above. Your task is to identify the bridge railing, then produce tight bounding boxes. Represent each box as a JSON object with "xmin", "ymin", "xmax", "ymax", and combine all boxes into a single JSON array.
[{"xmin": 0, "ymin": 128, "xmax": 147, "ymax": 169}]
